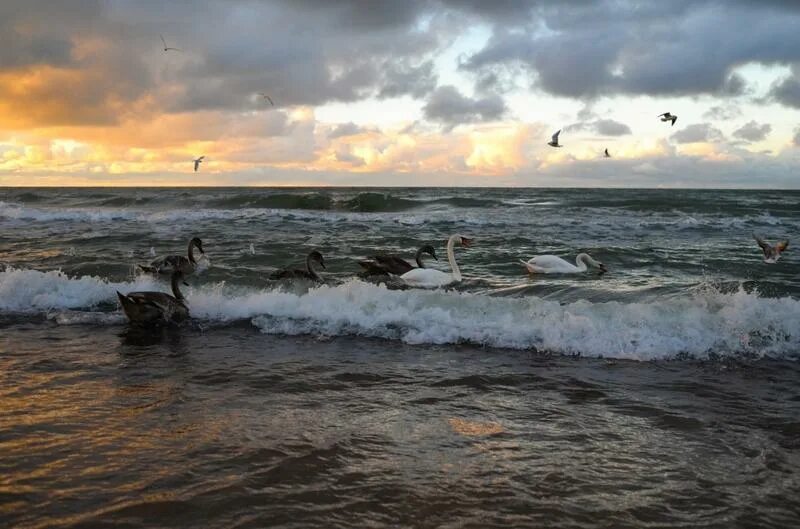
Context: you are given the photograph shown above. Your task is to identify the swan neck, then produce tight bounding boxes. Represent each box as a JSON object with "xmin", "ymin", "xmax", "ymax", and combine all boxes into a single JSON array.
[
  {"xmin": 575, "ymin": 255, "xmax": 589, "ymax": 271},
  {"xmin": 188, "ymin": 240, "xmax": 196, "ymax": 264},
  {"xmin": 306, "ymin": 255, "xmax": 320, "ymax": 280},
  {"xmin": 171, "ymin": 274, "xmax": 185, "ymax": 301},
  {"xmin": 414, "ymin": 247, "xmax": 424, "ymax": 268},
  {"xmin": 447, "ymin": 235, "xmax": 461, "ymax": 281}
]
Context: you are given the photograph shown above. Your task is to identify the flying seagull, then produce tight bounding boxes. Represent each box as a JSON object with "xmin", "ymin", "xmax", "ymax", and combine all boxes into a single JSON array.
[
  {"xmin": 193, "ymin": 156, "xmax": 205, "ymax": 172},
  {"xmin": 753, "ymin": 234, "xmax": 788, "ymax": 264},
  {"xmin": 160, "ymin": 34, "xmax": 181, "ymax": 52},
  {"xmin": 258, "ymin": 93, "xmax": 274, "ymax": 106},
  {"xmin": 604, "ymin": 148, "xmax": 611, "ymax": 158},
  {"xmin": 547, "ymin": 129, "xmax": 562, "ymax": 148},
  {"xmin": 658, "ymin": 112, "xmax": 677, "ymax": 126}
]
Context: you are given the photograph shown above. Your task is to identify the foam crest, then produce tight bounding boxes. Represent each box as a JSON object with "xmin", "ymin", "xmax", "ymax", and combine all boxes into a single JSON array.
[{"xmin": 1, "ymin": 268, "xmax": 797, "ymax": 360}]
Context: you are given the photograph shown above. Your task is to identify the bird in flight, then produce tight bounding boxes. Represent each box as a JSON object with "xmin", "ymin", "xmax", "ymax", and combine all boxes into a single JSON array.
[
  {"xmin": 193, "ymin": 156, "xmax": 205, "ymax": 172},
  {"xmin": 753, "ymin": 235, "xmax": 789, "ymax": 264},
  {"xmin": 547, "ymin": 129, "xmax": 562, "ymax": 148},
  {"xmin": 259, "ymin": 93, "xmax": 275, "ymax": 106},
  {"xmin": 604, "ymin": 148, "xmax": 611, "ymax": 158},
  {"xmin": 160, "ymin": 34, "xmax": 182, "ymax": 52},
  {"xmin": 658, "ymin": 112, "xmax": 677, "ymax": 126}
]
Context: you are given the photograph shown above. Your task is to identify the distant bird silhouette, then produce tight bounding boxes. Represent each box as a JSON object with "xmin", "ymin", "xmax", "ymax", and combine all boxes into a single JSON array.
[
  {"xmin": 259, "ymin": 93, "xmax": 274, "ymax": 106},
  {"xmin": 193, "ymin": 156, "xmax": 205, "ymax": 172},
  {"xmin": 658, "ymin": 112, "xmax": 677, "ymax": 126},
  {"xmin": 753, "ymin": 234, "xmax": 788, "ymax": 263},
  {"xmin": 547, "ymin": 129, "xmax": 562, "ymax": 148},
  {"xmin": 604, "ymin": 148, "xmax": 611, "ymax": 158},
  {"xmin": 160, "ymin": 34, "xmax": 181, "ymax": 52}
]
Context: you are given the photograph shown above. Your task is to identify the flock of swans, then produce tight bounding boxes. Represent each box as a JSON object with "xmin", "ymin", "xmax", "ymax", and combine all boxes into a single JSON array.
[
  {"xmin": 116, "ymin": 234, "xmax": 610, "ymax": 325},
  {"xmin": 117, "ymin": 231, "xmax": 788, "ymax": 326}
]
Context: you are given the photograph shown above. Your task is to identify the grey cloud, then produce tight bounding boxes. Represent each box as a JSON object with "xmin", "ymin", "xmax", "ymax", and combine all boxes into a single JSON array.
[
  {"xmin": 703, "ymin": 105, "xmax": 742, "ymax": 121},
  {"xmin": 794, "ymin": 127, "xmax": 800, "ymax": 147},
  {"xmin": 567, "ymin": 118, "xmax": 631, "ymax": 136},
  {"xmin": 733, "ymin": 121, "xmax": 772, "ymax": 142},
  {"xmin": 334, "ymin": 150, "xmax": 365, "ymax": 166},
  {"xmin": 671, "ymin": 123, "xmax": 725, "ymax": 144},
  {"xmin": 422, "ymin": 85, "xmax": 506, "ymax": 126},
  {"xmin": 462, "ymin": 2, "xmax": 800, "ymax": 99},
  {"xmin": 328, "ymin": 122, "xmax": 365, "ymax": 139},
  {"xmin": 770, "ymin": 66, "xmax": 800, "ymax": 108}
]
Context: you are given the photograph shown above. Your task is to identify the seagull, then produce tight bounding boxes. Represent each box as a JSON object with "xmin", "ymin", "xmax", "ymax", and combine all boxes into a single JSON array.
[
  {"xmin": 547, "ymin": 129, "xmax": 562, "ymax": 148},
  {"xmin": 658, "ymin": 112, "xmax": 677, "ymax": 126},
  {"xmin": 258, "ymin": 93, "xmax": 274, "ymax": 106},
  {"xmin": 193, "ymin": 156, "xmax": 205, "ymax": 172},
  {"xmin": 604, "ymin": 148, "xmax": 611, "ymax": 158},
  {"xmin": 160, "ymin": 34, "xmax": 181, "ymax": 52},
  {"xmin": 753, "ymin": 234, "xmax": 788, "ymax": 264}
]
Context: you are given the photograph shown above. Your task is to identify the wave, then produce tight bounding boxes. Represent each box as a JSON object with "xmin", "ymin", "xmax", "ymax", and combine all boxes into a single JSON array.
[{"xmin": 1, "ymin": 267, "xmax": 797, "ymax": 360}]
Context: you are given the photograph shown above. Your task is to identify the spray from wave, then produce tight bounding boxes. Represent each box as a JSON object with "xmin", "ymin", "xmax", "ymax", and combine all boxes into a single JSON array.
[{"xmin": 1, "ymin": 267, "xmax": 797, "ymax": 360}]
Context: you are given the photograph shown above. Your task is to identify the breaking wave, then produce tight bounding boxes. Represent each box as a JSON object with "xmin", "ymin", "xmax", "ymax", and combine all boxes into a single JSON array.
[{"xmin": 1, "ymin": 267, "xmax": 797, "ymax": 360}]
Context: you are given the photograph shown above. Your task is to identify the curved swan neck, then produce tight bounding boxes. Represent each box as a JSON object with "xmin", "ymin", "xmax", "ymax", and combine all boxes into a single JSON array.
[
  {"xmin": 414, "ymin": 247, "xmax": 424, "ymax": 268},
  {"xmin": 171, "ymin": 274, "xmax": 185, "ymax": 301},
  {"xmin": 447, "ymin": 235, "xmax": 461, "ymax": 281},
  {"xmin": 188, "ymin": 240, "xmax": 197, "ymax": 264},
  {"xmin": 306, "ymin": 255, "xmax": 321, "ymax": 280},
  {"xmin": 575, "ymin": 254, "xmax": 590, "ymax": 271}
]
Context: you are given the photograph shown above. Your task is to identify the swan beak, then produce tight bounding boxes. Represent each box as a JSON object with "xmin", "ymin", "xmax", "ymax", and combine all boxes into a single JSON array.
[
  {"xmin": 183, "ymin": 281, "xmax": 190, "ymax": 286},
  {"xmin": 319, "ymin": 261, "xmax": 326, "ymax": 270},
  {"xmin": 461, "ymin": 237, "xmax": 473, "ymax": 248},
  {"xmin": 599, "ymin": 264, "xmax": 608, "ymax": 274}
]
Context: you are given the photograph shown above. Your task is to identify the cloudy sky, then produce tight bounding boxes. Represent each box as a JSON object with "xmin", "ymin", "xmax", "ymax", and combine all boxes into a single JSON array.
[{"xmin": 2, "ymin": 0, "xmax": 800, "ymax": 187}]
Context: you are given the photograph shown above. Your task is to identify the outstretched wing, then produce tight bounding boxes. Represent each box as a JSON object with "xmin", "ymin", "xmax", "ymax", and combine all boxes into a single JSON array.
[
  {"xmin": 552, "ymin": 130, "xmax": 561, "ymax": 143},
  {"xmin": 671, "ymin": 116, "xmax": 677, "ymax": 126},
  {"xmin": 753, "ymin": 234, "xmax": 771, "ymax": 255},
  {"xmin": 658, "ymin": 112, "xmax": 669, "ymax": 118},
  {"xmin": 160, "ymin": 34, "xmax": 167, "ymax": 48}
]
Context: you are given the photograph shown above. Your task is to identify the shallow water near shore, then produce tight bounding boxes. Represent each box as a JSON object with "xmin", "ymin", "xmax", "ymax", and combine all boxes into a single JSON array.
[
  {"xmin": 1, "ymin": 187, "xmax": 799, "ymax": 527},
  {"xmin": 2, "ymin": 323, "xmax": 799, "ymax": 528}
]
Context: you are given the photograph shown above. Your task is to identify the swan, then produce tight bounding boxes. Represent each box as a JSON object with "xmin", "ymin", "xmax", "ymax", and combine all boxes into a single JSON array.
[
  {"xmin": 358, "ymin": 244, "xmax": 437, "ymax": 276},
  {"xmin": 754, "ymin": 234, "xmax": 788, "ymax": 263},
  {"xmin": 139, "ymin": 237, "xmax": 205, "ymax": 276},
  {"xmin": 271, "ymin": 250, "xmax": 326, "ymax": 281},
  {"xmin": 521, "ymin": 253, "xmax": 607, "ymax": 274},
  {"xmin": 400, "ymin": 235, "xmax": 471, "ymax": 288},
  {"xmin": 117, "ymin": 270, "xmax": 189, "ymax": 325}
]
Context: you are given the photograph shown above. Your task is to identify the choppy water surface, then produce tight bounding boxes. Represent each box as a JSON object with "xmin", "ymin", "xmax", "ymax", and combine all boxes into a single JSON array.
[{"xmin": 1, "ymin": 187, "xmax": 799, "ymax": 527}]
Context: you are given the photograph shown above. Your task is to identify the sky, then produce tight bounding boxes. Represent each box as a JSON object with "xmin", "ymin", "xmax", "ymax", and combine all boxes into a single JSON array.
[{"xmin": 2, "ymin": 0, "xmax": 800, "ymax": 187}]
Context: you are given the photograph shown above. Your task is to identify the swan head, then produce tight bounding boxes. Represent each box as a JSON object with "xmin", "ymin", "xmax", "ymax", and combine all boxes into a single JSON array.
[
  {"xmin": 578, "ymin": 253, "xmax": 607, "ymax": 273},
  {"xmin": 420, "ymin": 244, "xmax": 438, "ymax": 260},
  {"xmin": 308, "ymin": 250, "xmax": 326, "ymax": 269},
  {"xmin": 191, "ymin": 237, "xmax": 205, "ymax": 254},
  {"xmin": 458, "ymin": 236, "xmax": 472, "ymax": 248}
]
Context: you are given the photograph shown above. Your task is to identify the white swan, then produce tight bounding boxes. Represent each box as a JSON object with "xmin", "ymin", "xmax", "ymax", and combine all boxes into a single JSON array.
[
  {"xmin": 520, "ymin": 253, "xmax": 607, "ymax": 274},
  {"xmin": 401, "ymin": 234, "xmax": 471, "ymax": 288}
]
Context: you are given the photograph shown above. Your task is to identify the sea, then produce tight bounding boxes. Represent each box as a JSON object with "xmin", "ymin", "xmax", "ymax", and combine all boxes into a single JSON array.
[{"xmin": 1, "ymin": 187, "xmax": 799, "ymax": 528}]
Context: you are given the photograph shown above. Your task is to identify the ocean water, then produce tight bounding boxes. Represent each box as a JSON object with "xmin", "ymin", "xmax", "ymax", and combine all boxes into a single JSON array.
[{"xmin": 1, "ymin": 187, "xmax": 799, "ymax": 528}]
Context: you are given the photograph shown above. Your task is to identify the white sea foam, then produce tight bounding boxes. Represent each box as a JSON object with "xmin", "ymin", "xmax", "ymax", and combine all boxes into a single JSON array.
[{"xmin": 1, "ymin": 267, "xmax": 797, "ymax": 360}]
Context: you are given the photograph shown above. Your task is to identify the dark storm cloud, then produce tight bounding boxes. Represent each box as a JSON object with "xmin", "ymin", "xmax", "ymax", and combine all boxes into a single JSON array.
[
  {"xmin": 461, "ymin": 1, "xmax": 800, "ymax": 99},
  {"xmin": 422, "ymin": 86, "xmax": 506, "ymax": 126},
  {"xmin": 769, "ymin": 66, "xmax": 800, "ymax": 109},
  {"xmin": 733, "ymin": 121, "xmax": 772, "ymax": 142},
  {"xmin": 671, "ymin": 123, "xmax": 725, "ymax": 144}
]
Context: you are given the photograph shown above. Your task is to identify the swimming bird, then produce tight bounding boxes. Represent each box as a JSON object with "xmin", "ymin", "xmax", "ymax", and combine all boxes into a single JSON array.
[
  {"xmin": 520, "ymin": 253, "xmax": 607, "ymax": 274},
  {"xmin": 604, "ymin": 148, "xmax": 611, "ymax": 158},
  {"xmin": 139, "ymin": 237, "xmax": 205, "ymax": 276},
  {"xmin": 400, "ymin": 235, "xmax": 471, "ymax": 288},
  {"xmin": 271, "ymin": 250, "xmax": 326, "ymax": 281},
  {"xmin": 159, "ymin": 34, "xmax": 181, "ymax": 52},
  {"xmin": 358, "ymin": 244, "xmax": 438, "ymax": 276},
  {"xmin": 259, "ymin": 93, "xmax": 274, "ymax": 106},
  {"xmin": 117, "ymin": 270, "xmax": 189, "ymax": 325},
  {"xmin": 753, "ymin": 235, "xmax": 788, "ymax": 263},
  {"xmin": 658, "ymin": 112, "xmax": 677, "ymax": 126},
  {"xmin": 193, "ymin": 156, "xmax": 205, "ymax": 172},
  {"xmin": 547, "ymin": 129, "xmax": 562, "ymax": 148}
]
